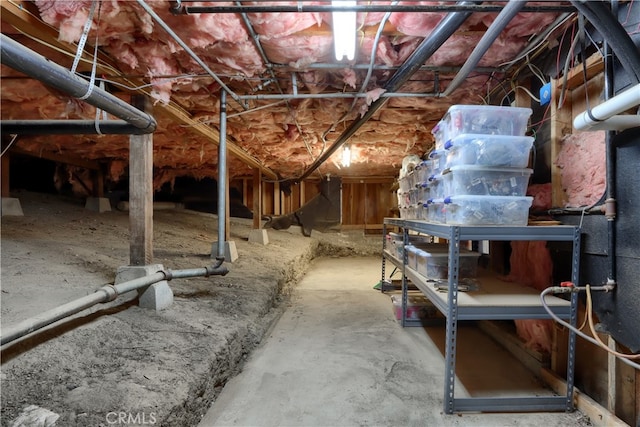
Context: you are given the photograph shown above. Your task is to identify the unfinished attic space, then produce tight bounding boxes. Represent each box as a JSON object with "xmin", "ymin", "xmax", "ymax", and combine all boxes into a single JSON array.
[{"xmin": 2, "ymin": 0, "xmax": 640, "ymax": 425}]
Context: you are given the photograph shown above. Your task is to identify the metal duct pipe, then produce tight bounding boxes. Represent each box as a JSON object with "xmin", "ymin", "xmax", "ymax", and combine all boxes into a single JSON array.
[
  {"xmin": 216, "ymin": 90, "xmax": 228, "ymax": 261},
  {"xmin": 0, "ymin": 120, "xmax": 153, "ymax": 135},
  {"xmin": 294, "ymin": 0, "xmax": 481, "ymax": 182},
  {"xmin": 136, "ymin": 0, "xmax": 247, "ymax": 111},
  {"xmin": 275, "ymin": 63, "xmax": 501, "ymax": 72},
  {"xmin": 172, "ymin": 3, "xmax": 571, "ymax": 14},
  {"xmin": 442, "ymin": 0, "xmax": 525, "ymax": 97},
  {"xmin": 237, "ymin": 92, "xmax": 439, "ymax": 100},
  {"xmin": 0, "ymin": 35, "xmax": 156, "ymax": 133},
  {"xmin": 0, "ymin": 262, "xmax": 228, "ymax": 346}
]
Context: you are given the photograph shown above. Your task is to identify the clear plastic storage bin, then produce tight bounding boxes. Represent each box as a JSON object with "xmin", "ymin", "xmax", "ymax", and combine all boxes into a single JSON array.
[
  {"xmin": 442, "ymin": 105, "xmax": 532, "ymax": 140},
  {"xmin": 444, "ymin": 195, "xmax": 533, "ymax": 225},
  {"xmin": 442, "ymin": 166, "xmax": 532, "ymax": 197},
  {"xmin": 391, "ymin": 294, "xmax": 438, "ymax": 320},
  {"xmin": 414, "ymin": 160, "xmax": 434, "ymax": 184},
  {"xmin": 444, "ymin": 134, "xmax": 534, "ymax": 168},
  {"xmin": 416, "ymin": 249, "xmax": 480, "ymax": 279},
  {"xmin": 426, "ymin": 200, "xmax": 446, "ymax": 223},
  {"xmin": 431, "ymin": 120, "xmax": 446, "ymax": 150},
  {"xmin": 428, "ymin": 149, "xmax": 447, "ymax": 173},
  {"xmin": 427, "ymin": 174, "xmax": 445, "ymax": 200}
]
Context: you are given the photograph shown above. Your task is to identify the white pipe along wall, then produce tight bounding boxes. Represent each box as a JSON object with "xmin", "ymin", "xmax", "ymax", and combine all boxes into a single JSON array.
[{"xmin": 574, "ymin": 83, "xmax": 640, "ymax": 131}]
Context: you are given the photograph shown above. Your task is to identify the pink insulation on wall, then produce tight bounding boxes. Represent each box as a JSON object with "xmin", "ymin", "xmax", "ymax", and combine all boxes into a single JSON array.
[
  {"xmin": 555, "ymin": 130, "xmax": 606, "ymax": 207},
  {"xmin": 508, "ymin": 184, "xmax": 554, "ymax": 354}
]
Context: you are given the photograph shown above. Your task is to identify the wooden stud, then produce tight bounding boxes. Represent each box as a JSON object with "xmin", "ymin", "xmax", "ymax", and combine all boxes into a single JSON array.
[
  {"xmin": 242, "ymin": 178, "xmax": 248, "ymax": 207},
  {"xmin": 550, "ymin": 76, "xmax": 574, "ymax": 208},
  {"xmin": 91, "ymin": 167, "xmax": 105, "ymax": 198},
  {"xmin": 252, "ymin": 169, "xmax": 262, "ymax": 229}
]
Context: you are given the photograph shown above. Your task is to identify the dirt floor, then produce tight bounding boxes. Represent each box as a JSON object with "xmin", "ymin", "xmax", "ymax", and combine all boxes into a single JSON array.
[{"xmin": 1, "ymin": 191, "xmax": 381, "ymax": 427}]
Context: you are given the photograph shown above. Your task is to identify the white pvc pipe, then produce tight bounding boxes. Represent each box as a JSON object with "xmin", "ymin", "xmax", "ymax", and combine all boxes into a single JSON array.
[
  {"xmin": 574, "ymin": 83, "xmax": 640, "ymax": 131},
  {"xmin": 575, "ymin": 115, "xmax": 640, "ymax": 131}
]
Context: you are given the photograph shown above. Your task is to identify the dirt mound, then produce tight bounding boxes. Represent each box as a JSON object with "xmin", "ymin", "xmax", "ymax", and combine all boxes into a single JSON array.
[{"xmin": 1, "ymin": 191, "xmax": 380, "ymax": 426}]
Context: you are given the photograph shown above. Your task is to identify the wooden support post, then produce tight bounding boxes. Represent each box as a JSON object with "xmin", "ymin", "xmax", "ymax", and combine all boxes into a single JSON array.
[
  {"xmin": 1, "ymin": 152, "xmax": 10, "ymax": 198},
  {"xmin": 129, "ymin": 96, "xmax": 154, "ymax": 266},
  {"xmin": 252, "ymin": 169, "xmax": 262, "ymax": 229},
  {"xmin": 242, "ymin": 178, "xmax": 248, "ymax": 207},
  {"xmin": 91, "ymin": 167, "xmax": 105, "ymax": 198},
  {"xmin": 300, "ymin": 180, "xmax": 305, "ymax": 206},
  {"xmin": 273, "ymin": 181, "xmax": 281, "ymax": 215}
]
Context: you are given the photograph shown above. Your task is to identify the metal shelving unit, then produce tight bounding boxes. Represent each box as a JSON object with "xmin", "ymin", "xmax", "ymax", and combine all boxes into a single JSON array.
[{"xmin": 381, "ymin": 218, "xmax": 580, "ymax": 414}]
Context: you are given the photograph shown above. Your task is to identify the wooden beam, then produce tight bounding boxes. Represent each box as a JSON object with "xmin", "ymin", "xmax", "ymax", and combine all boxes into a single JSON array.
[
  {"xmin": 11, "ymin": 147, "xmax": 101, "ymax": 170},
  {"xmin": 340, "ymin": 176, "xmax": 395, "ymax": 184},
  {"xmin": 340, "ymin": 224, "xmax": 385, "ymax": 230},
  {"xmin": 129, "ymin": 96, "xmax": 153, "ymax": 265},
  {"xmin": 563, "ymin": 53, "xmax": 604, "ymax": 92}
]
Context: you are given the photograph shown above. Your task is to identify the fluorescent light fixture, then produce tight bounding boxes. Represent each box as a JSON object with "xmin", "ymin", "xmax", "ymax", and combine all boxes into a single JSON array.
[
  {"xmin": 341, "ymin": 144, "xmax": 351, "ymax": 167},
  {"xmin": 332, "ymin": 0, "xmax": 357, "ymax": 61}
]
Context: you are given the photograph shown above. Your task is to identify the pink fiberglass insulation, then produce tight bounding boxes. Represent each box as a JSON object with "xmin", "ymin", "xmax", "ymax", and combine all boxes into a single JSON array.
[
  {"xmin": 510, "ymin": 184, "xmax": 555, "ymax": 354},
  {"xmin": 555, "ymin": 130, "xmax": 606, "ymax": 207},
  {"xmin": 527, "ymin": 183, "xmax": 553, "ymax": 211},
  {"xmin": 507, "ymin": 240, "xmax": 555, "ymax": 353}
]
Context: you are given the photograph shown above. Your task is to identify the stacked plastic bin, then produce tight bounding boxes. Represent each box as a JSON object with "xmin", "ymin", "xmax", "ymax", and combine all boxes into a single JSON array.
[{"xmin": 428, "ymin": 105, "xmax": 535, "ymax": 225}]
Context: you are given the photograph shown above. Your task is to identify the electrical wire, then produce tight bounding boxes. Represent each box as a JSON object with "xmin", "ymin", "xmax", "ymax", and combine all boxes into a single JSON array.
[
  {"xmin": 0, "ymin": 135, "xmax": 19, "ymax": 157},
  {"xmin": 557, "ymin": 23, "xmax": 580, "ymax": 110},
  {"xmin": 526, "ymin": 62, "xmax": 547, "ymax": 86},
  {"xmin": 586, "ymin": 285, "xmax": 640, "ymax": 360},
  {"xmin": 70, "ymin": 0, "xmax": 98, "ymax": 74},
  {"xmin": 14, "ymin": 27, "xmax": 121, "ymax": 77},
  {"xmin": 498, "ymin": 13, "xmax": 576, "ymax": 69},
  {"xmin": 540, "ymin": 287, "xmax": 640, "ymax": 370},
  {"xmin": 320, "ymin": 0, "xmax": 397, "ymax": 144}
]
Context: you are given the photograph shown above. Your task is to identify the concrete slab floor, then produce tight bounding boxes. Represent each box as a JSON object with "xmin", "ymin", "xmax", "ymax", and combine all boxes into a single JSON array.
[{"xmin": 199, "ymin": 256, "xmax": 590, "ymax": 427}]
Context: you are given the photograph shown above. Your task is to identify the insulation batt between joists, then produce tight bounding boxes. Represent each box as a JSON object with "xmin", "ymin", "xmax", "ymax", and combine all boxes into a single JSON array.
[{"xmin": 14, "ymin": 1, "xmax": 562, "ymax": 179}]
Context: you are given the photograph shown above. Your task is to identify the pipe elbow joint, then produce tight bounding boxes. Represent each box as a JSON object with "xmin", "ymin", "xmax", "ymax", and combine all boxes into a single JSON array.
[
  {"xmin": 206, "ymin": 264, "xmax": 229, "ymax": 277},
  {"xmin": 604, "ymin": 278, "xmax": 617, "ymax": 292}
]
